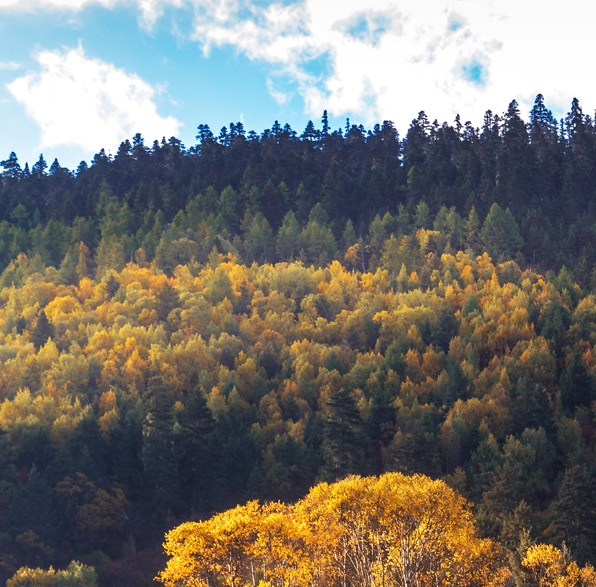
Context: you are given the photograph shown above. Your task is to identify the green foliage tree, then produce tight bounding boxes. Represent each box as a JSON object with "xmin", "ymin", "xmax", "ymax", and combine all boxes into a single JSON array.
[
  {"xmin": 243, "ymin": 211, "xmax": 274, "ymax": 264},
  {"xmin": 276, "ymin": 210, "xmax": 301, "ymax": 260},
  {"xmin": 299, "ymin": 214, "xmax": 337, "ymax": 266},
  {"xmin": 480, "ymin": 202, "xmax": 524, "ymax": 261}
]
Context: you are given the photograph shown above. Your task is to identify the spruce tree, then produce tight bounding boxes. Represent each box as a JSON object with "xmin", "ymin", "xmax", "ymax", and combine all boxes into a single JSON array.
[
  {"xmin": 31, "ymin": 309, "xmax": 53, "ymax": 350},
  {"xmin": 550, "ymin": 464, "xmax": 596, "ymax": 565},
  {"xmin": 320, "ymin": 387, "xmax": 369, "ymax": 481}
]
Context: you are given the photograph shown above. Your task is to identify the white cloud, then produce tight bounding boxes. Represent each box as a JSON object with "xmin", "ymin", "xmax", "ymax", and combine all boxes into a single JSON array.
[
  {"xmin": 133, "ymin": 0, "xmax": 183, "ymax": 28},
  {"xmin": 266, "ymin": 78, "xmax": 291, "ymax": 106},
  {"xmin": 0, "ymin": 0, "xmax": 116, "ymax": 10},
  {"xmin": 3, "ymin": 0, "xmax": 596, "ymax": 132},
  {"xmin": 0, "ymin": 0, "xmax": 180, "ymax": 28},
  {"xmin": 181, "ymin": 0, "xmax": 596, "ymax": 129},
  {"xmin": 7, "ymin": 45, "xmax": 181, "ymax": 153},
  {"xmin": 0, "ymin": 61, "xmax": 20, "ymax": 70},
  {"xmin": 179, "ymin": 0, "xmax": 497, "ymax": 126}
]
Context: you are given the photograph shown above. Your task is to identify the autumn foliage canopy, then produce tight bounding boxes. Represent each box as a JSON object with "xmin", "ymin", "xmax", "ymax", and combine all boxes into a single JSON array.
[{"xmin": 158, "ymin": 472, "xmax": 506, "ymax": 587}]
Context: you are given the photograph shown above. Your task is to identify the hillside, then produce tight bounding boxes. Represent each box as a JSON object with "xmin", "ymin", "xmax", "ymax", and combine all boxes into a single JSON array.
[{"xmin": 0, "ymin": 96, "xmax": 596, "ymax": 585}]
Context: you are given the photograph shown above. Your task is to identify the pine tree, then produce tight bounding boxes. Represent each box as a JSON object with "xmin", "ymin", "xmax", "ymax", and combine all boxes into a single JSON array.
[
  {"xmin": 142, "ymin": 376, "xmax": 178, "ymax": 523},
  {"xmin": 559, "ymin": 350, "xmax": 593, "ymax": 413},
  {"xmin": 7, "ymin": 466, "xmax": 57, "ymax": 552},
  {"xmin": 31, "ymin": 309, "xmax": 53, "ymax": 350},
  {"xmin": 549, "ymin": 464, "xmax": 596, "ymax": 565},
  {"xmin": 175, "ymin": 384, "xmax": 216, "ymax": 513},
  {"xmin": 320, "ymin": 387, "xmax": 369, "ymax": 481},
  {"xmin": 1, "ymin": 152, "xmax": 22, "ymax": 180}
]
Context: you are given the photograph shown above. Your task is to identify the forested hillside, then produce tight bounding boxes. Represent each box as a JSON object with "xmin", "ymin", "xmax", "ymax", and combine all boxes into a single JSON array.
[{"xmin": 1, "ymin": 95, "xmax": 596, "ymax": 586}]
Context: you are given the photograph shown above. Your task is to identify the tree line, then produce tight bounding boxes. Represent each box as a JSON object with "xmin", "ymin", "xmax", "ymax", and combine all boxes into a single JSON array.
[{"xmin": 1, "ymin": 95, "xmax": 596, "ymax": 283}]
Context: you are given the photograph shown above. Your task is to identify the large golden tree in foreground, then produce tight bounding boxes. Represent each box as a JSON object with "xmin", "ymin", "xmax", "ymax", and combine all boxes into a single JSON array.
[{"xmin": 157, "ymin": 472, "xmax": 507, "ymax": 587}]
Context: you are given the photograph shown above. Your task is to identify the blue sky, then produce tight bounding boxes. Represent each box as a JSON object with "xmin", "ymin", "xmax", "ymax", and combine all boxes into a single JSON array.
[{"xmin": 1, "ymin": 0, "xmax": 595, "ymax": 171}]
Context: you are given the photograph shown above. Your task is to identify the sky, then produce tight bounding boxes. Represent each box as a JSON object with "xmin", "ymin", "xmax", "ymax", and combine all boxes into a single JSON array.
[{"xmin": 0, "ymin": 0, "xmax": 595, "ymax": 171}]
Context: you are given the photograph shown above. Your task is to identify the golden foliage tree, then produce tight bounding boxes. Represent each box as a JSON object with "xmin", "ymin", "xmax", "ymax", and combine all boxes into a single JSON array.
[
  {"xmin": 522, "ymin": 544, "xmax": 596, "ymax": 587},
  {"xmin": 158, "ymin": 473, "xmax": 508, "ymax": 587}
]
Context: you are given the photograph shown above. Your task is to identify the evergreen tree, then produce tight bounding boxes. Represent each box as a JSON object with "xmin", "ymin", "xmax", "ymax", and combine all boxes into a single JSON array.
[
  {"xmin": 31, "ymin": 154, "xmax": 47, "ymax": 177},
  {"xmin": 7, "ymin": 466, "xmax": 57, "ymax": 554},
  {"xmin": 499, "ymin": 99, "xmax": 531, "ymax": 210},
  {"xmin": 175, "ymin": 383, "xmax": 216, "ymax": 514},
  {"xmin": 320, "ymin": 387, "xmax": 369, "ymax": 481},
  {"xmin": 155, "ymin": 282, "xmax": 180, "ymax": 323},
  {"xmin": 1, "ymin": 152, "xmax": 22, "ymax": 180},
  {"xmin": 479, "ymin": 202, "xmax": 524, "ymax": 260},
  {"xmin": 549, "ymin": 464, "xmax": 596, "ymax": 565},
  {"xmin": 299, "ymin": 205, "xmax": 337, "ymax": 266},
  {"xmin": 142, "ymin": 376, "xmax": 178, "ymax": 524},
  {"xmin": 276, "ymin": 210, "xmax": 302, "ymax": 261},
  {"xmin": 31, "ymin": 309, "xmax": 53, "ymax": 350},
  {"xmin": 243, "ymin": 211, "xmax": 274, "ymax": 264},
  {"xmin": 559, "ymin": 351, "xmax": 594, "ymax": 413}
]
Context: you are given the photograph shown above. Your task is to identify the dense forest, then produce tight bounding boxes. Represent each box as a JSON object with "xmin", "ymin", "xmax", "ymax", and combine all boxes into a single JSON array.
[
  {"xmin": 1, "ymin": 95, "xmax": 596, "ymax": 586},
  {"xmin": 2, "ymin": 94, "xmax": 596, "ymax": 281}
]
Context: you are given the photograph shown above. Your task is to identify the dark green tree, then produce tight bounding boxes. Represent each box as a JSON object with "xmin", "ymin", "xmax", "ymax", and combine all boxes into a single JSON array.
[
  {"xmin": 174, "ymin": 384, "xmax": 216, "ymax": 514},
  {"xmin": 549, "ymin": 464, "xmax": 596, "ymax": 565},
  {"xmin": 31, "ymin": 310, "xmax": 53, "ymax": 350},
  {"xmin": 31, "ymin": 154, "xmax": 47, "ymax": 178},
  {"xmin": 1, "ymin": 152, "xmax": 22, "ymax": 180},
  {"xmin": 142, "ymin": 376, "xmax": 178, "ymax": 524},
  {"xmin": 7, "ymin": 466, "xmax": 57, "ymax": 556},
  {"xmin": 320, "ymin": 387, "xmax": 369, "ymax": 482},
  {"xmin": 559, "ymin": 351, "xmax": 594, "ymax": 413},
  {"xmin": 155, "ymin": 282, "xmax": 180, "ymax": 323}
]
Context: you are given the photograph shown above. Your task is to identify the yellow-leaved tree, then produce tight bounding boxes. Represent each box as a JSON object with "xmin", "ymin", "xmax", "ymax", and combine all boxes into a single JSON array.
[
  {"xmin": 522, "ymin": 544, "xmax": 596, "ymax": 587},
  {"xmin": 157, "ymin": 473, "xmax": 509, "ymax": 587},
  {"xmin": 296, "ymin": 473, "xmax": 506, "ymax": 587},
  {"xmin": 159, "ymin": 501, "xmax": 261, "ymax": 587},
  {"xmin": 7, "ymin": 560, "xmax": 97, "ymax": 587}
]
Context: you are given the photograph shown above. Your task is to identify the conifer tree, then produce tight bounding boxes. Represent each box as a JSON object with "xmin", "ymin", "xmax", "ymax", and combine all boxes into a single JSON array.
[
  {"xmin": 31, "ymin": 309, "xmax": 53, "ymax": 350},
  {"xmin": 320, "ymin": 387, "xmax": 369, "ymax": 481},
  {"xmin": 549, "ymin": 464, "xmax": 596, "ymax": 566},
  {"xmin": 480, "ymin": 202, "xmax": 524, "ymax": 260}
]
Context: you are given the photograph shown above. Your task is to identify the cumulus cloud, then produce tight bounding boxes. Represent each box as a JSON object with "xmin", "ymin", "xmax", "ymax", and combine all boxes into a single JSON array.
[
  {"xmin": 3, "ymin": 0, "xmax": 595, "ymax": 131},
  {"xmin": 182, "ymin": 0, "xmax": 596, "ymax": 128},
  {"xmin": 178, "ymin": 0, "xmax": 504, "ymax": 127},
  {"xmin": 7, "ymin": 45, "xmax": 181, "ymax": 153}
]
